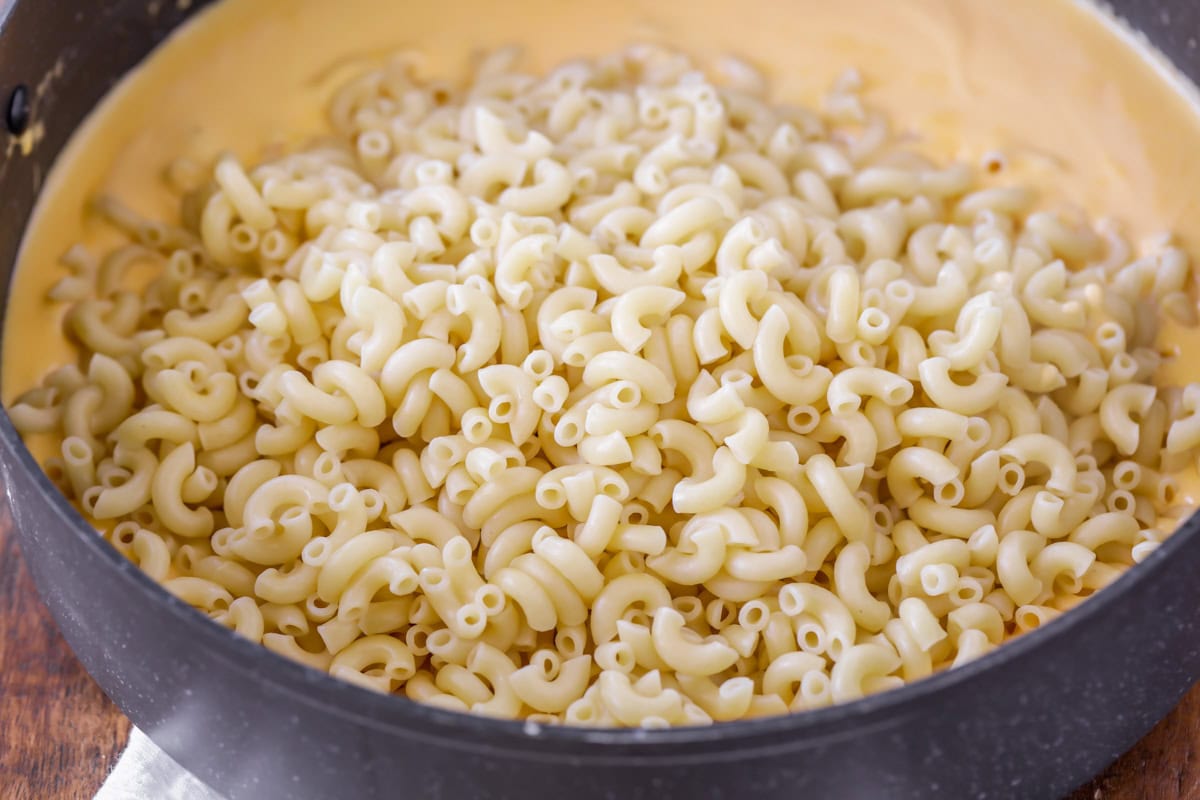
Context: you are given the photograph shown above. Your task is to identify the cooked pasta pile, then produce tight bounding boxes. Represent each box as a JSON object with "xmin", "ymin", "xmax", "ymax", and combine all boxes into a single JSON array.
[{"xmin": 10, "ymin": 45, "xmax": 1200, "ymax": 726}]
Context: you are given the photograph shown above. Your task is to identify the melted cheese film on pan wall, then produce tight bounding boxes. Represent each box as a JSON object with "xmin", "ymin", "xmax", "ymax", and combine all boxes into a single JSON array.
[{"xmin": 4, "ymin": 0, "xmax": 1200, "ymax": 724}]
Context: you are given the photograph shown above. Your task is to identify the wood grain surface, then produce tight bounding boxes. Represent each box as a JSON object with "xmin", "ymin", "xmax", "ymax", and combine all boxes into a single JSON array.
[
  {"xmin": 0, "ymin": 507, "xmax": 130, "ymax": 800},
  {"xmin": 0, "ymin": 510, "xmax": 1196, "ymax": 800}
]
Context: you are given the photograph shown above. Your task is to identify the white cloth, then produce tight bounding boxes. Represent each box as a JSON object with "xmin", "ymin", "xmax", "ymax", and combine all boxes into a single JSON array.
[{"xmin": 96, "ymin": 728, "xmax": 225, "ymax": 800}]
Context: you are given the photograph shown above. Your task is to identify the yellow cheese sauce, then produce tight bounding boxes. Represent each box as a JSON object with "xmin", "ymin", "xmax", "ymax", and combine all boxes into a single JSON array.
[
  {"xmin": 6, "ymin": 0, "xmax": 1200, "ymax": 396},
  {"xmin": 7, "ymin": 0, "xmax": 1200, "ymax": 510}
]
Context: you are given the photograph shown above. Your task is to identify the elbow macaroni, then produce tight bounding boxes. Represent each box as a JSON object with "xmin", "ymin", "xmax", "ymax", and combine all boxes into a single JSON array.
[{"xmin": 10, "ymin": 44, "xmax": 1200, "ymax": 728}]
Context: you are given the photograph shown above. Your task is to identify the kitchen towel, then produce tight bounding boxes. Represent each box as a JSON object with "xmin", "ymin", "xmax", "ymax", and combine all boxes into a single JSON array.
[{"xmin": 95, "ymin": 728, "xmax": 223, "ymax": 800}]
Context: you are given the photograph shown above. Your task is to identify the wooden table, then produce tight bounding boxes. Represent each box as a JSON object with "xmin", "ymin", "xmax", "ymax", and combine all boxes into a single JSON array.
[{"xmin": 2, "ymin": 518, "xmax": 1198, "ymax": 800}]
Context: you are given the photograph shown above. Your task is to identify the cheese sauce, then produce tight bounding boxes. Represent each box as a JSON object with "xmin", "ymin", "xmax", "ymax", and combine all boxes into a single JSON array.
[{"xmin": 5, "ymin": 0, "xmax": 1200, "ymax": 444}]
